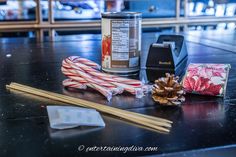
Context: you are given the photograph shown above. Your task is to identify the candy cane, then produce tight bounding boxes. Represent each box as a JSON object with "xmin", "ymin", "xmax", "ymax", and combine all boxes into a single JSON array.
[
  {"xmin": 63, "ymin": 79, "xmax": 87, "ymax": 89},
  {"xmin": 62, "ymin": 66, "xmax": 116, "ymax": 88},
  {"xmin": 62, "ymin": 67, "xmax": 123, "ymax": 96},
  {"xmin": 65, "ymin": 57, "xmax": 142, "ymax": 86},
  {"xmin": 63, "ymin": 59, "xmax": 138, "ymax": 94},
  {"xmin": 63, "ymin": 79, "xmax": 112, "ymax": 101},
  {"xmin": 63, "ymin": 65, "xmax": 137, "ymax": 95},
  {"xmin": 112, "ymin": 82, "xmax": 144, "ymax": 97},
  {"xmin": 67, "ymin": 56, "xmax": 101, "ymax": 70},
  {"xmin": 61, "ymin": 56, "xmax": 147, "ymax": 101},
  {"xmin": 88, "ymin": 83, "xmax": 112, "ymax": 101}
]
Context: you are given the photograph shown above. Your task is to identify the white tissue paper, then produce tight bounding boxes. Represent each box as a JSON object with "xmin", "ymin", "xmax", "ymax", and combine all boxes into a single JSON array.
[{"xmin": 46, "ymin": 106, "xmax": 105, "ymax": 129}]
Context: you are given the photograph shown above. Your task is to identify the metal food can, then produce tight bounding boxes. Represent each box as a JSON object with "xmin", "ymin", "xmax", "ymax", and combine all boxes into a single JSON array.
[{"xmin": 101, "ymin": 12, "xmax": 142, "ymax": 75}]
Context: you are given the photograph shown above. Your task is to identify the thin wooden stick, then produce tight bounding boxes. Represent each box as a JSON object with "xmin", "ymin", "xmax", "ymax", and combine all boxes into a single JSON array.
[
  {"xmin": 7, "ymin": 85, "xmax": 170, "ymax": 132},
  {"xmin": 7, "ymin": 84, "xmax": 170, "ymax": 127},
  {"xmin": 9, "ymin": 83, "xmax": 172, "ymax": 124},
  {"xmin": 7, "ymin": 83, "xmax": 171, "ymax": 131},
  {"xmin": 11, "ymin": 83, "xmax": 172, "ymax": 124},
  {"xmin": 10, "ymin": 88, "xmax": 169, "ymax": 134},
  {"xmin": 6, "ymin": 82, "xmax": 172, "ymax": 132}
]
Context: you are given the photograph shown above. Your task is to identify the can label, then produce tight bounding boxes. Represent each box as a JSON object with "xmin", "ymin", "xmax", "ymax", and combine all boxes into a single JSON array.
[{"xmin": 102, "ymin": 17, "xmax": 141, "ymax": 72}]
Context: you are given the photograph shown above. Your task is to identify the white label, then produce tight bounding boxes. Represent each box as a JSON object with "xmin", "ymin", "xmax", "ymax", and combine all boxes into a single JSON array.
[
  {"xmin": 102, "ymin": 18, "xmax": 111, "ymax": 37},
  {"xmin": 112, "ymin": 53, "xmax": 129, "ymax": 61},
  {"xmin": 104, "ymin": 55, "xmax": 111, "ymax": 68},
  {"xmin": 111, "ymin": 20, "xmax": 129, "ymax": 61}
]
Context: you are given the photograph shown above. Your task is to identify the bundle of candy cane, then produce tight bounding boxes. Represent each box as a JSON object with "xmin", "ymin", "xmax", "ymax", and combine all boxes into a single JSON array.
[{"xmin": 61, "ymin": 56, "xmax": 150, "ymax": 101}]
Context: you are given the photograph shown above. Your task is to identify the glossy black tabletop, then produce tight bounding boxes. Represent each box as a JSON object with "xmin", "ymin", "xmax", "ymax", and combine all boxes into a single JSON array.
[{"xmin": 0, "ymin": 31, "xmax": 236, "ymax": 157}]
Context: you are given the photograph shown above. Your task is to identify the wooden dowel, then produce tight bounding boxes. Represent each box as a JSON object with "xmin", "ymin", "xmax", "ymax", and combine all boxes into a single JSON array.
[
  {"xmin": 7, "ymin": 83, "xmax": 171, "ymax": 131},
  {"xmin": 11, "ymin": 82, "xmax": 172, "ymax": 124},
  {"xmin": 7, "ymin": 84, "xmax": 170, "ymax": 131},
  {"xmin": 7, "ymin": 83, "xmax": 171, "ymax": 128},
  {"xmin": 6, "ymin": 82, "xmax": 172, "ymax": 132}
]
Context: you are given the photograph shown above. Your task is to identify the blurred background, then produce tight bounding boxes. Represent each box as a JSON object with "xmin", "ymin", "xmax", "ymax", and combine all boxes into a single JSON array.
[{"xmin": 0, "ymin": 0, "xmax": 235, "ymax": 39}]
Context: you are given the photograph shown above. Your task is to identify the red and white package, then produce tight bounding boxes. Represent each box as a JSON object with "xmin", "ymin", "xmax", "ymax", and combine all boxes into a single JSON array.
[{"xmin": 182, "ymin": 64, "xmax": 231, "ymax": 97}]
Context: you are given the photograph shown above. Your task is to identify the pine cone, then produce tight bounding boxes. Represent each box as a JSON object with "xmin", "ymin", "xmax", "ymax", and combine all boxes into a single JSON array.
[{"xmin": 152, "ymin": 73, "xmax": 185, "ymax": 106}]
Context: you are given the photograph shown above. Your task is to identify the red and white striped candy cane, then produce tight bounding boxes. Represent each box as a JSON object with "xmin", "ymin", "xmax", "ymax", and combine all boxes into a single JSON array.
[
  {"xmin": 62, "ymin": 66, "xmax": 116, "ymax": 88},
  {"xmin": 88, "ymin": 83, "xmax": 112, "ymax": 101},
  {"xmin": 62, "ymin": 66, "xmax": 123, "ymax": 96},
  {"xmin": 67, "ymin": 56, "xmax": 100, "ymax": 70},
  {"xmin": 112, "ymin": 82, "xmax": 144, "ymax": 98},
  {"xmin": 63, "ymin": 78, "xmax": 112, "ymax": 101},
  {"xmin": 61, "ymin": 56, "xmax": 147, "ymax": 101},
  {"xmin": 65, "ymin": 57, "xmax": 143, "ymax": 86},
  {"xmin": 63, "ymin": 79, "xmax": 87, "ymax": 89}
]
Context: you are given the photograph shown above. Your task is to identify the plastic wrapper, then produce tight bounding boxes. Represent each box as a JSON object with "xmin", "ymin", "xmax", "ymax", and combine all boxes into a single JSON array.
[{"xmin": 47, "ymin": 106, "xmax": 105, "ymax": 129}]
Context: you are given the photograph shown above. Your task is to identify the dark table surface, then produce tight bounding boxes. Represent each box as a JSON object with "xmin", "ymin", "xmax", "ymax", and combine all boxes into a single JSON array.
[{"xmin": 0, "ymin": 30, "xmax": 236, "ymax": 157}]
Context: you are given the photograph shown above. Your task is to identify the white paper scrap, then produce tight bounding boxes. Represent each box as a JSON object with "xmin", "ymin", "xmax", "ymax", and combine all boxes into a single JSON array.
[{"xmin": 47, "ymin": 106, "xmax": 105, "ymax": 129}]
